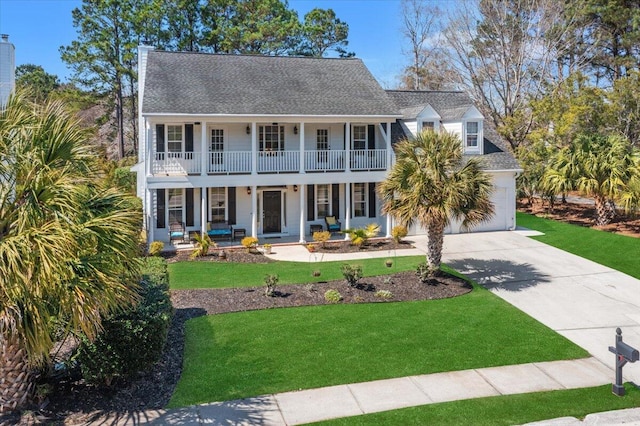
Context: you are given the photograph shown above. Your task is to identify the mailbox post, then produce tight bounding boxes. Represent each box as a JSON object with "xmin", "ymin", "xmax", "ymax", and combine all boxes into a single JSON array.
[{"xmin": 608, "ymin": 327, "xmax": 639, "ymax": 396}]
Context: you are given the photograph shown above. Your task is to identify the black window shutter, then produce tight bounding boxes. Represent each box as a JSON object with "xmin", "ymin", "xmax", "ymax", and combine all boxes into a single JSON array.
[
  {"xmin": 307, "ymin": 184, "xmax": 315, "ymax": 221},
  {"xmin": 332, "ymin": 184, "xmax": 340, "ymax": 218},
  {"xmin": 156, "ymin": 189, "xmax": 166, "ymax": 229},
  {"xmin": 185, "ymin": 124, "xmax": 194, "ymax": 152},
  {"xmin": 156, "ymin": 124, "xmax": 165, "ymax": 153},
  {"xmin": 368, "ymin": 183, "xmax": 376, "ymax": 218},
  {"xmin": 185, "ymin": 188, "xmax": 194, "ymax": 226},
  {"xmin": 228, "ymin": 187, "xmax": 236, "ymax": 225},
  {"xmin": 367, "ymin": 125, "xmax": 375, "ymax": 150}
]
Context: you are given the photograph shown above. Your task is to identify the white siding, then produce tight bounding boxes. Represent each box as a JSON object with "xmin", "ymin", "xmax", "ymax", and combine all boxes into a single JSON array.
[{"xmin": 0, "ymin": 37, "xmax": 15, "ymax": 107}]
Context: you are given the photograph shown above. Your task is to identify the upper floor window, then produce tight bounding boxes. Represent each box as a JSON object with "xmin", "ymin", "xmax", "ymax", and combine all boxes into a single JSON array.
[
  {"xmin": 421, "ymin": 121, "xmax": 435, "ymax": 131},
  {"xmin": 167, "ymin": 125, "xmax": 183, "ymax": 152},
  {"xmin": 210, "ymin": 129, "xmax": 224, "ymax": 151},
  {"xmin": 259, "ymin": 125, "xmax": 284, "ymax": 151},
  {"xmin": 466, "ymin": 121, "xmax": 479, "ymax": 148},
  {"xmin": 353, "ymin": 125, "xmax": 366, "ymax": 150}
]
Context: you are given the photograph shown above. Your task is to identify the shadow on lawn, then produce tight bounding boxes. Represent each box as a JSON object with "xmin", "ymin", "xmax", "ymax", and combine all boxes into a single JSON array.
[{"xmin": 446, "ymin": 258, "xmax": 551, "ymax": 291}]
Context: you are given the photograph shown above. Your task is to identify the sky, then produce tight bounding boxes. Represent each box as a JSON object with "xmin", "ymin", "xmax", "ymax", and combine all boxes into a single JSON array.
[{"xmin": 0, "ymin": 0, "xmax": 451, "ymax": 88}]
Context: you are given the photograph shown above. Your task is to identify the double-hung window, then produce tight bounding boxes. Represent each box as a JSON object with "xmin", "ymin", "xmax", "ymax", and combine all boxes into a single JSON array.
[
  {"xmin": 353, "ymin": 183, "xmax": 367, "ymax": 217},
  {"xmin": 210, "ymin": 187, "xmax": 226, "ymax": 222},
  {"xmin": 316, "ymin": 184, "xmax": 330, "ymax": 219},
  {"xmin": 352, "ymin": 125, "xmax": 366, "ymax": 150},
  {"xmin": 422, "ymin": 121, "xmax": 435, "ymax": 131},
  {"xmin": 259, "ymin": 125, "xmax": 284, "ymax": 151},
  {"xmin": 167, "ymin": 125, "xmax": 183, "ymax": 153},
  {"xmin": 168, "ymin": 188, "xmax": 183, "ymax": 224},
  {"xmin": 466, "ymin": 121, "xmax": 479, "ymax": 148}
]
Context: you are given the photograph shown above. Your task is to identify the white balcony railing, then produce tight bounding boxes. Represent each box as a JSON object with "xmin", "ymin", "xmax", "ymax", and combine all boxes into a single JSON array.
[
  {"xmin": 257, "ymin": 151, "xmax": 299, "ymax": 173},
  {"xmin": 208, "ymin": 151, "xmax": 252, "ymax": 174},
  {"xmin": 151, "ymin": 149, "xmax": 388, "ymax": 175},
  {"xmin": 350, "ymin": 149, "xmax": 387, "ymax": 170},
  {"xmin": 152, "ymin": 152, "xmax": 202, "ymax": 175},
  {"xmin": 305, "ymin": 150, "xmax": 346, "ymax": 172}
]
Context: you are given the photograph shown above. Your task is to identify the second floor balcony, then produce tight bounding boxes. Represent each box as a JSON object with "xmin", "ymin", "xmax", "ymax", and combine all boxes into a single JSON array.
[{"xmin": 151, "ymin": 149, "xmax": 389, "ymax": 176}]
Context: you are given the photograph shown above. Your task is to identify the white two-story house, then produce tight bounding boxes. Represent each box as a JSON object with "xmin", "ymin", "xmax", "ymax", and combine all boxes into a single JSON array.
[{"xmin": 134, "ymin": 47, "xmax": 520, "ymax": 245}]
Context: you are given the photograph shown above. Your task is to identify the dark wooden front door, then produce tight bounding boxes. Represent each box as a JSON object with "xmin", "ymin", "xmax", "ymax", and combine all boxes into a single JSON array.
[{"xmin": 263, "ymin": 191, "xmax": 281, "ymax": 233}]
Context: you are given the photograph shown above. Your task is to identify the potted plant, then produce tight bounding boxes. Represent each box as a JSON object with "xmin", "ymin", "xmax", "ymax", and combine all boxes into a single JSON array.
[
  {"xmin": 263, "ymin": 243, "xmax": 272, "ymax": 254},
  {"xmin": 385, "ymin": 259, "xmax": 393, "ymax": 268},
  {"xmin": 307, "ymin": 243, "xmax": 316, "ymax": 252},
  {"xmin": 312, "ymin": 270, "xmax": 321, "ymax": 277}
]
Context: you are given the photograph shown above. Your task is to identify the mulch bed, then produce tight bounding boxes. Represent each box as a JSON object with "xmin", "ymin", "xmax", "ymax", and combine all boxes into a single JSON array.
[
  {"xmin": 307, "ymin": 238, "xmax": 413, "ymax": 254},
  {"xmin": 6, "ymin": 239, "xmax": 466, "ymax": 425}
]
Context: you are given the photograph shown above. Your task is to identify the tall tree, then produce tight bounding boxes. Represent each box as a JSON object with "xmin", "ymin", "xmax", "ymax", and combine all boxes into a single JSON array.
[
  {"xmin": 61, "ymin": 0, "xmax": 139, "ymax": 159},
  {"xmin": 378, "ymin": 130, "xmax": 494, "ymax": 276},
  {"xmin": 399, "ymin": 0, "xmax": 446, "ymax": 90},
  {"xmin": 297, "ymin": 8, "xmax": 353, "ymax": 57},
  {"xmin": 0, "ymin": 91, "xmax": 141, "ymax": 412},
  {"xmin": 15, "ymin": 64, "xmax": 60, "ymax": 101},
  {"xmin": 442, "ymin": 0, "xmax": 581, "ymax": 149}
]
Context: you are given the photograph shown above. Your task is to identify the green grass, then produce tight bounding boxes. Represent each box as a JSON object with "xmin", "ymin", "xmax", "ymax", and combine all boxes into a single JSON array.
[
  {"xmin": 168, "ymin": 279, "xmax": 587, "ymax": 408},
  {"xmin": 313, "ymin": 384, "xmax": 640, "ymax": 425},
  {"xmin": 517, "ymin": 212, "xmax": 640, "ymax": 279},
  {"xmin": 168, "ymin": 255, "xmax": 425, "ymax": 289}
]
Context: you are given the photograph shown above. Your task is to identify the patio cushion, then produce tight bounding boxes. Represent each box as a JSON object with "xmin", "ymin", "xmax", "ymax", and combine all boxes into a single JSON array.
[
  {"xmin": 326, "ymin": 216, "xmax": 337, "ymax": 225},
  {"xmin": 170, "ymin": 231, "xmax": 184, "ymax": 238},
  {"xmin": 208, "ymin": 229, "xmax": 231, "ymax": 236}
]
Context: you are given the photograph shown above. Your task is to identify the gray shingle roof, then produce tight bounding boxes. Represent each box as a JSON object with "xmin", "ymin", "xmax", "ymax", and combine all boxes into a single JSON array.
[
  {"xmin": 142, "ymin": 51, "xmax": 400, "ymax": 117},
  {"xmin": 387, "ymin": 90, "xmax": 521, "ymax": 171}
]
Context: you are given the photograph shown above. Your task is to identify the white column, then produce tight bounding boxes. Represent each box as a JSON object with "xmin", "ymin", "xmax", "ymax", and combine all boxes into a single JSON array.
[
  {"xmin": 299, "ymin": 122, "xmax": 305, "ymax": 174},
  {"xmin": 200, "ymin": 122, "xmax": 207, "ymax": 175},
  {"xmin": 251, "ymin": 122, "xmax": 257, "ymax": 175},
  {"xmin": 146, "ymin": 120, "xmax": 152, "ymax": 177},
  {"xmin": 344, "ymin": 183, "xmax": 351, "ymax": 240},
  {"xmin": 386, "ymin": 121, "xmax": 393, "ymax": 169},
  {"xmin": 146, "ymin": 187, "xmax": 154, "ymax": 244},
  {"xmin": 251, "ymin": 185, "xmax": 258, "ymax": 237},
  {"xmin": 345, "ymin": 122, "xmax": 351, "ymax": 172},
  {"xmin": 299, "ymin": 184, "xmax": 306, "ymax": 243},
  {"xmin": 201, "ymin": 187, "xmax": 207, "ymax": 236},
  {"xmin": 386, "ymin": 214, "xmax": 392, "ymax": 238}
]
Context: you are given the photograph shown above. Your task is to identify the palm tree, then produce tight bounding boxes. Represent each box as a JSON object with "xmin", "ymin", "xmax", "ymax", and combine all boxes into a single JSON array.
[
  {"xmin": 379, "ymin": 130, "xmax": 494, "ymax": 276},
  {"xmin": 543, "ymin": 133, "xmax": 635, "ymax": 226},
  {"xmin": 0, "ymin": 92, "xmax": 142, "ymax": 412}
]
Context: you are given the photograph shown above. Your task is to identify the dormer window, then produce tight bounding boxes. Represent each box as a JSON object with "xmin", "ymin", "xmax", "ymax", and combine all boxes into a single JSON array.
[
  {"xmin": 466, "ymin": 121, "xmax": 479, "ymax": 148},
  {"xmin": 422, "ymin": 121, "xmax": 435, "ymax": 131}
]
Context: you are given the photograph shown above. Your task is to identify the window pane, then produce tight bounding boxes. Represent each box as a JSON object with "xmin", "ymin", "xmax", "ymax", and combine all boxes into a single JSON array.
[
  {"xmin": 317, "ymin": 184, "xmax": 329, "ymax": 218},
  {"xmin": 467, "ymin": 135, "xmax": 478, "ymax": 147},
  {"xmin": 422, "ymin": 121, "xmax": 434, "ymax": 130},
  {"xmin": 354, "ymin": 183, "xmax": 366, "ymax": 217},
  {"xmin": 467, "ymin": 121, "xmax": 478, "ymax": 133},
  {"xmin": 353, "ymin": 126, "xmax": 366, "ymax": 150},
  {"xmin": 211, "ymin": 129, "xmax": 224, "ymax": 151},
  {"xmin": 210, "ymin": 187, "xmax": 225, "ymax": 222},
  {"xmin": 168, "ymin": 189, "xmax": 183, "ymax": 223}
]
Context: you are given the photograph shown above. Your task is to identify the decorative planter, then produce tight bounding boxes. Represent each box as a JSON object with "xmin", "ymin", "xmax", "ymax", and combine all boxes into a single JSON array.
[{"xmin": 385, "ymin": 260, "xmax": 393, "ymax": 268}]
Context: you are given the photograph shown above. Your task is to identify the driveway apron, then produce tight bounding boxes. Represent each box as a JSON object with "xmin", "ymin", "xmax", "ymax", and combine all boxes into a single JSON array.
[{"xmin": 413, "ymin": 230, "xmax": 640, "ymax": 384}]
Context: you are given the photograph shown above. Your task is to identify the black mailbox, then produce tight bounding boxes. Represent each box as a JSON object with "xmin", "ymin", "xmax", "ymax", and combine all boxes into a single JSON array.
[{"xmin": 617, "ymin": 341, "xmax": 640, "ymax": 362}]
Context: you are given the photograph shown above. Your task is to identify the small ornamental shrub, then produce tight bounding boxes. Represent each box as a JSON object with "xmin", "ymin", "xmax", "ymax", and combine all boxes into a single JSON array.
[
  {"xmin": 264, "ymin": 274, "xmax": 279, "ymax": 297},
  {"xmin": 391, "ymin": 225, "xmax": 408, "ymax": 243},
  {"xmin": 375, "ymin": 290, "xmax": 394, "ymax": 299},
  {"xmin": 341, "ymin": 264, "xmax": 363, "ymax": 286},
  {"xmin": 383, "ymin": 276, "xmax": 393, "ymax": 286},
  {"xmin": 324, "ymin": 289, "xmax": 343, "ymax": 303},
  {"xmin": 312, "ymin": 270, "xmax": 321, "ymax": 277},
  {"xmin": 191, "ymin": 233, "xmax": 216, "ymax": 259},
  {"xmin": 306, "ymin": 243, "xmax": 317, "ymax": 252},
  {"xmin": 241, "ymin": 236, "xmax": 259, "ymax": 252},
  {"xmin": 148, "ymin": 241, "xmax": 164, "ymax": 256},
  {"xmin": 344, "ymin": 223, "xmax": 380, "ymax": 247},
  {"xmin": 313, "ymin": 231, "xmax": 331, "ymax": 248},
  {"xmin": 416, "ymin": 262, "xmax": 430, "ymax": 283},
  {"xmin": 76, "ymin": 257, "xmax": 173, "ymax": 386}
]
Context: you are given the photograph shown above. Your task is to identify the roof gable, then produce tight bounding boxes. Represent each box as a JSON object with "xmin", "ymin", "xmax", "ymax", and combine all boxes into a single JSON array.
[{"xmin": 142, "ymin": 51, "xmax": 400, "ymax": 117}]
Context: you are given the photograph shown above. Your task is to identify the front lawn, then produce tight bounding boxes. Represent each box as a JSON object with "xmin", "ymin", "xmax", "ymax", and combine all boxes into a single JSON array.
[
  {"xmin": 314, "ymin": 384, "xmax": 640, "ymax": 425},
  {"xmin": 168, "ymin": 255, "xmax": 425, "ymax": 289},
  {"xmin": 517, "ymin": 212, "xmax": 640, "ymax": 279},
  {"xmin": 168, "ymin": 277, "xmax": 587, "ymax": 407}
]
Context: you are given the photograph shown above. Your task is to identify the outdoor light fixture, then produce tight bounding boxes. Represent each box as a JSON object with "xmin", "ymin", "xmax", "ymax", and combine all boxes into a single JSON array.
[
  {"xmin": 247, "ymin": 186, "xmax": 251, "ymax": 195},
  {"xmin": 294, "ymin": 125, "xmax": 298, "ymax": 135},
  {"xmin": 246, "ymin": 125, "xmax": 250, "ymax": 134},
  {"xmin": 293, "ymin": 185, "xmax": 298, "ymax": 192}
]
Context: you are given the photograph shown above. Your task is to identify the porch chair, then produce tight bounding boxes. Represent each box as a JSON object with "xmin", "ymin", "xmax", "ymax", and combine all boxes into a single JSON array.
[
  {"xmin": 169, "ymin": 221, "xmax": 187, "ymax": 244},
  {"xmin": 324, "ymin": 216, "xmax": 342, "ymax": 233}
]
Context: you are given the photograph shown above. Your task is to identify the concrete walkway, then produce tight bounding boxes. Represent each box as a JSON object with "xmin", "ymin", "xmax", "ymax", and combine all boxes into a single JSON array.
[{"xmin": 106, "ymin": 231, "xmax": 640, "ymax": 425}]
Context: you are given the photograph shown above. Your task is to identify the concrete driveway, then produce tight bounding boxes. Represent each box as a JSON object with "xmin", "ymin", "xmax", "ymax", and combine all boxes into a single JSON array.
[{"xmin": 412, "ymin": 230, "xmax": 640, "ymax": 384}]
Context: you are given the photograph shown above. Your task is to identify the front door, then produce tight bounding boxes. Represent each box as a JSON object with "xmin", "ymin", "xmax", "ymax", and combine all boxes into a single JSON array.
[{"xmin": 263, "ymin": 191, "xmax": 281, "ymax": 233}]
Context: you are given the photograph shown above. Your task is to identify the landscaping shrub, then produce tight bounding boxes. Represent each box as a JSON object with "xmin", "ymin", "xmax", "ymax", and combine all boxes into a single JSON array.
[
  {"xmin": 148, "ymin": 240, "xmax": 164, "ymax": 256},
  {"xmin": 391, "ymin": 225, "xmax": 408, "ymax": 243},
  {"xmin": 75, "ymin": 257, "xmax": 173, "ymax": 386},
  {"xmin": 375, "ymin": 290, "xmax": 394, "ymax": 299},
  {"xmin": 312, "ymin": 231, "xmax": 331, "ymax": 247},
  {"xmin": 241, "ymin": 236, "xmax": 259, "ymax": 252},
  {"xmin": 341, "ymin": 264, "xmax": 363, "ymax": 286},
  {"xmin": 264, "ymin": 274, "xmax": 279, "ymax": 297},
  {"xmin": 324, "ymin": 289, "xmax": 343, "ymax": 303},
  {"xmin": 191, "ymin": 233, "xmax": 215, "ymax": 259},
  {"xmin": 343, "ymin": 223, "xmax": 380, "ymax": 247},
  {"xmin": 416, "ymin": 262, "xmax": 438, "ymax": 283}
]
